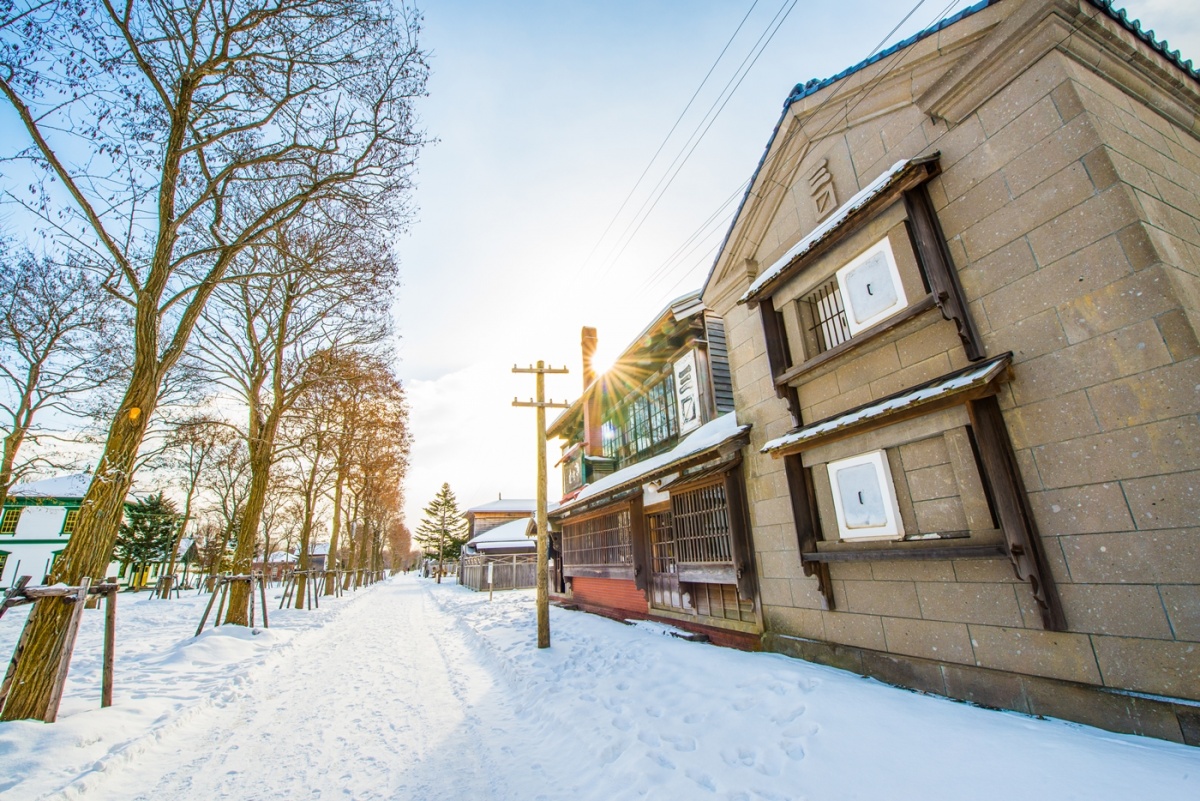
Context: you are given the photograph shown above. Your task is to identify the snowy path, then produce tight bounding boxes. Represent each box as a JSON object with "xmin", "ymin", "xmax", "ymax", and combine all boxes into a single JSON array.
[
  {"xmin": 2, "ymin": 575, "xmax": 1198, "ymax": 800},
  {"xmin": 76, "ymin": 578, "xmax": 552, "ymax": 800}
]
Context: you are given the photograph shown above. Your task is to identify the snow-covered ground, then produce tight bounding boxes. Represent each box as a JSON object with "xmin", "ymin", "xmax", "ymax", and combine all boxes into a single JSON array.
[{"xmin": 1, "ymin": 575, "xmax": 1197, "ymax": 800}]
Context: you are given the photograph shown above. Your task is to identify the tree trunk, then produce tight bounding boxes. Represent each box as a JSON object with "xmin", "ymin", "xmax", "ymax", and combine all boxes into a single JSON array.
[
  {"xmin": 224, "ymin": 430, "xmax": 275, "ymax": 625},
  {"xmin": 0, "ymin": 365, "xmax": 157, "ymax": 721},
  {"xmin": 324, "ymin": 465, "xmax": 346, "ymax": 595}
]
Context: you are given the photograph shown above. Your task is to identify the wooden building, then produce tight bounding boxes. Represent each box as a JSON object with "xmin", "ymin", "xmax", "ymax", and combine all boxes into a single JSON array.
[
  {"xmin": 701, "ymin": 0, "xmax": 1200, "ymax": 742},
  {"xmin": 0, "ymin": 474, "xmax": 120, "ymax": 587},
  {"xmin": 547, "ymin": 292, "xmax": 760, "ymax": 647},
  {"xmin": 464, "ymin": 498, "xmax": 538, "ymax": 538}
]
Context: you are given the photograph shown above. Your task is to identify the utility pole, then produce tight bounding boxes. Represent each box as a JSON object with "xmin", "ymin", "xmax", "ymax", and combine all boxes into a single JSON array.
[{"xmin": 513, "ymin": 360, "xmax": 569, "ymax": 649}]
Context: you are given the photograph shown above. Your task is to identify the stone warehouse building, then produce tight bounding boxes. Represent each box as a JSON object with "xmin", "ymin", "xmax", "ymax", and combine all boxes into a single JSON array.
[{"xmin": 699, "ymin": 0, "xmax": 1200, "ymax": 742}]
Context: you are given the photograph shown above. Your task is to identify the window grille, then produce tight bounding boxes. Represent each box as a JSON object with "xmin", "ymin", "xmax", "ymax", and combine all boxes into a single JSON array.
[
  {"xmin": 0, "ymin": 509, "xmax": 20, "ymax": 535},
  {"xmin": 801, "ymin": 278, "xmax": 852, "ymax": 353},
  {"xmin": 63, "ymin": 509, "xmax": 80, "ymax": 535},
  {"xmin": 561, "ymin": 509, "xmax": 632, "ymax": 568},
  {"xmin": 670, "ymin": 482, "xmax": 733, "ymax": 565}
]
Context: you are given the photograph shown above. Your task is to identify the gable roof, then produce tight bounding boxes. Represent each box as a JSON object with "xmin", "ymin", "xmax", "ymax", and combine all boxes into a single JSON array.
[
  {"xmin": 7, "ymin": 473, "xmax": 92, "ymax": 500},
  {"xmin": 466, "ymin": 517, "xmax": 536, "ymax": 550},
  {"xmin": 466, "ymin": 499, "xmax": 538, "ymax": 515},
  {"xmin": 701, "ymin": 0, "xmax": 1198, "ymax": 300}
]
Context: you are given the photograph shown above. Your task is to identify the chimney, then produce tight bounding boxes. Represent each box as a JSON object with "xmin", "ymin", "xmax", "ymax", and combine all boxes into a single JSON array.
[
  {"xmin": 581, "ymin": 326, "xmax": 598, "ymax": 390},
  {"xmin": 581, "ymin": 327, "xmax": 603, "ymax": 456}
]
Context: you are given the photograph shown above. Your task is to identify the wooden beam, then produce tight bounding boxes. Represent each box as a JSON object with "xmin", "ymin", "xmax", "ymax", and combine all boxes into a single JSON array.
[
  {"xmin": 44, "ymin": 577, "xmax": 91, "ymax": 723},
  {"xmin": 784, "ymin": 454, "xmax": 833, "ymax": 609},
  {"xmin": 802, "ymin": 544, "xmax": 1006, "ymax": 562},
  {"xmin": 102, "ymin": 586, "xmax": 116, "ymax": 708},
  {"xmin": 903, "ymin": 184, "xmax": 984, "ymax": 361},
  {"xmin": 725, "ymin": 463, "xmax": 760, "ymax": 603},
  {"xmin": 968, "ymin": 396, "xmax": 1066, "ymax": 631}
]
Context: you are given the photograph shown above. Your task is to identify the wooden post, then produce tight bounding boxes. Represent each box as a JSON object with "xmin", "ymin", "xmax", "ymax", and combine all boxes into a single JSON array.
[
  {"xmin": 102, "ymin": 585, "xmax": 116, "ymax": 707},
  {"xmin": 513, "ymin": 361, "xmax": 569, "ymax": 649},
  {"xmin": 44, "ymin": 578, "xmax": 91, "ymax": 723},
  {"xmin": 248, "ymin": 576, "xmax": 256, "ymax": 628},
  {"xmin": 196, "ymin": 579, "xmax": 221, "ymax": 637},
  {"xmin": 214, "ymin": 579, "xmax": 228, "ymax": 629},
  {"xmin": 258, "ymin": 576, "xmax": 269, "ymax": 629}
]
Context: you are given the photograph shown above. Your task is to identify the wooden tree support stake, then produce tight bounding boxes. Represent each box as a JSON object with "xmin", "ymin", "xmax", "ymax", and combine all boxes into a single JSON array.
[{"xmin": 1, "ymin": 577, "xmax": 119, "ymax": 722}]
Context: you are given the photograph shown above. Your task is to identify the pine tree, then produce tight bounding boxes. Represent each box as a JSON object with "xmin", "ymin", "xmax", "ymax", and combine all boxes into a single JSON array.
[
  {"xmin": 414, "ymin": 483, "xmax": 468, "ymax": 584},
  {"xmin": 113, "ymin": 493, "xmax": 180, "ymax": 589}
]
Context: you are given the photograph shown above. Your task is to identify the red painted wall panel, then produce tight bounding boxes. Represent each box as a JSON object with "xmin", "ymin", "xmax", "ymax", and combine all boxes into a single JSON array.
[{"xmin": 571, "ymin": 576, "xmax": 648, "ymax": 616}]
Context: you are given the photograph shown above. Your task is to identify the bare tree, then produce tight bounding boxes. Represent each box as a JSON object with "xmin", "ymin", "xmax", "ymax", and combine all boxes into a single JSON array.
[
  {"xmin": 0, "ymin": 0, "xmax": 426, "ymax": 719},
  {"xmin": 0, "ymin": 248, "xmax": 121, "ymax": 504},
  {"xmin": 192, "ymin": 210, "xmax": 396, "ymax": 624},
  {"xmin": 157, "ymin": 415, "xmax": 230, "ymax": 597}
]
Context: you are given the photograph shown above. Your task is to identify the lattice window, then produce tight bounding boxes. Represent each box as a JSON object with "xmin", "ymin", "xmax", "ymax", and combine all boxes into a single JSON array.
[
  {"xmin": 0, "ymin": 551, "xmax": 8, "ymax": 576},
  {"xmin": 63, "ymin": 508, "xmax": 80, "ymax": 535},
  {"xmin": 800, "ymin": 277, "xmax": 852, "ymax": 354},
  {"xmin": 0, "ymin": 508, "xmax": 21, "ymax": 535},
  {"xmin": 561, "ymin": 509, "xmax": 632, "ymax": 568},
  {"xmin": 671, "ymin": 482, "xmax": 733, "ymax": 565}
]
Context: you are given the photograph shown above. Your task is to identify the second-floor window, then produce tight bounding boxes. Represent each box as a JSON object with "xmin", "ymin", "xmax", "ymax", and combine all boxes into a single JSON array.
[
  {"xmin": 0, "ymin": 508, "xmax": 21, "ymax": 535},
  {"xmin": 601, "ymin": 374, "xmax": 679, "ymax": 464}
]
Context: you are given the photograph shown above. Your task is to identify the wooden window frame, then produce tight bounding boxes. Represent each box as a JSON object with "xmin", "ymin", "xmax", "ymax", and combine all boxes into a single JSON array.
[
  {"xmin": 560, "ymin": 504, "xmax": 635, "ymax": 581},
  {"xmin": 0, "ymin": 508, "xmax": 21, "ymax": 536}
]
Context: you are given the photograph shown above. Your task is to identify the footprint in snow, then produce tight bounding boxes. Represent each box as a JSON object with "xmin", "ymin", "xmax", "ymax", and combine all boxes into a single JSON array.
[
  {"xmin": 645, "ymin": 705, "xmax": 664, "ymax": 718},
  {"xmin": 663, "ymin": 734, "xmax": 697, "ymax": 752},
  {"xmin": 732, "ymin": 696, "xmax": 755, "ymax": 711},
  {"xmin": 683, "ymin": 712, "xmax": 702, "ymax": 724},
  {"xmin": 685, "ymin": 768, "xmax": 717, "ymax": 792},
  {"xmin": 771, "ymin": 705, "xmax": 806, "ymax": 724},
  {"xmin": 637, "ymin": 729, "xmax": 660, "ymax": 747},
  {"xmin": 613, "ymin": 716, "xmax": 633, "ymax": 731},
  {"xmin": 783, "ymin": 742, "xmax": 806, "ymax": 762},
  {"xmin": 721, "ymin": 746, "xmax": 757, "ymax": 767}
]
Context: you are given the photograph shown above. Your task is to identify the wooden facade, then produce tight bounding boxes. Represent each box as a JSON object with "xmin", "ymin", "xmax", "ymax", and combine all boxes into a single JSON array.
[{"xmin": 548, "ymin": 292, "xmax": 760, "ymax": 644}]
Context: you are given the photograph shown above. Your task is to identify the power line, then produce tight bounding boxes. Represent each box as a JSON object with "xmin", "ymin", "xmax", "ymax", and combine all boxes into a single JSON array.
[
  {"xmin": 591, "ymin": 0, "xmax": 801, "ymax": 284},
  {"xmin": 639, "ymin": 0, "xmax": 963, "ymax": 296},
  {"xmin": 575, "ymin": 0, "xmax": 763, "ymax": 276}
]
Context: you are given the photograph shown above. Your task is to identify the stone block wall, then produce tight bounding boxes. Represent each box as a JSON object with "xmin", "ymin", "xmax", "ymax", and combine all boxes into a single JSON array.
[{"xmin": 702, "ymin": 0, "xmax": 1200, "ymax": 741}]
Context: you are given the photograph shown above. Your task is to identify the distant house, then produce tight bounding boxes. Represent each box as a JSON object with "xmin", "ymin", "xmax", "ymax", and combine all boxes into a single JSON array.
[
  {"xmin": 464, "ymin": 517, "xmax": 536, "ymax": 556},
  {"xmin": 465, "ymin": 498, "xmax": 538, "ymax": 538},
  {"xmin": 252, "ymin": 550, "xmax": 297, "ymax": 582},
  {"xmin": 0, "ymin": 473, "xmax": 120, "ymax": 587}
]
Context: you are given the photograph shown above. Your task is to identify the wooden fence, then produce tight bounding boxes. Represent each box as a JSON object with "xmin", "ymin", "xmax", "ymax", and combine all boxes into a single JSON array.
[{"xmin": 460, "ymin": 554, "xmax": 538, "ymax": 592}]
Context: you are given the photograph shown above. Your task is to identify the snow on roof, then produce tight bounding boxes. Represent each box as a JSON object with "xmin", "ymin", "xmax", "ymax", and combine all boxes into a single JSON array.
[
  {"xmin": 467, "ymin": 517, "xmax": 536, "ymax": 550},
  {"xmin": 268, "ymin": 551, "xmax": 297, "ymax": 563},
  {"xmin": 467, "ymin": 499, "xmax": 537, "ymax": 514},
  {"xmin": 740, "ymin": 158, "xmax": 917, "ymax": 303},
  {"xmin": 177, "ymin": 538, "xmax": 195, "ymax": 556},
  {"xmin": 556, "ymin": 413, "xmax": 749, "ymax": 514},
  {"xmin": 761, "ymin": 355, "xmax": 1010, "ymax": 455},
  {"xmin": 7, "ymin": 473, "xmax": 92, "ymax": 500}
]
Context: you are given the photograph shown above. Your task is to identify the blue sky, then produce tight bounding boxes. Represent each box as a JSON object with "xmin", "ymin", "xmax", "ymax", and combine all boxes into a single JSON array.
[{"xmin": 397, "ymin": 0, "xmax": 1200, "ymax": 523}]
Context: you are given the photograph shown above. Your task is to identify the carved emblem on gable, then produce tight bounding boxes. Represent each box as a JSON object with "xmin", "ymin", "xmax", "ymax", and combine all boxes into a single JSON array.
[{"xmin": 808, "ymin": 159, "xmax": 837, "ymax": 220}]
